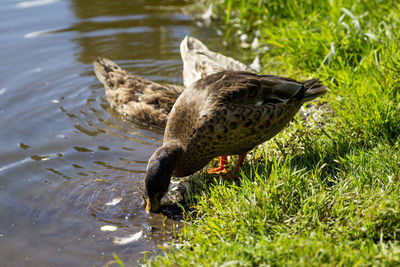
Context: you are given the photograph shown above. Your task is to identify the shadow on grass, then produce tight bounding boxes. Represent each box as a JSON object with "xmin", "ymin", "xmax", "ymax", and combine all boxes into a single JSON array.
[
  {"xmin": 240, "ymin": 134, "xmax": 354, "ymax": 188},
  {"xmin": 156, "ymin": 133, "xmax": 359, "ymax": 221}
]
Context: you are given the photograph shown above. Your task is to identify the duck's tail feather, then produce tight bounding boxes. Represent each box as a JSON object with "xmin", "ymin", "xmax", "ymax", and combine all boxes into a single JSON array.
[
  {"xmin": 180, "ymin": 36, "xmax": 251, "ymax": 87},
  {"xmin": 93, "ymin": 58, "xmax": 125, "ymax": 90},
  {"xmin": 296, "ymin": 78, "xmax": 327, "ymax": 103}
]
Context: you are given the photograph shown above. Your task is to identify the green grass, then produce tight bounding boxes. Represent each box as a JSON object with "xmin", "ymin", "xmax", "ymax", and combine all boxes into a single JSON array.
[{"xmin": 144, "ymin": 0, "xmax": 400, "ymax": 266}]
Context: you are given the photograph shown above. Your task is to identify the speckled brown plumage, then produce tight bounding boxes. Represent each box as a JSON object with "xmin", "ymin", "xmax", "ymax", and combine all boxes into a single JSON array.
[
  {"xmin": 94, "ymin": 37, "xmax": 252, "ymax": 127},
  {"xmin": 94, "ymin": 58, "xmax": 184, "ymax": 126},
  {"xmin": 144, "ymin": 70, "xmax": 327, "ymax": 212},
  {"xmin": 165, "ymin": 71, "xmax": 327, "ymax": 176}
]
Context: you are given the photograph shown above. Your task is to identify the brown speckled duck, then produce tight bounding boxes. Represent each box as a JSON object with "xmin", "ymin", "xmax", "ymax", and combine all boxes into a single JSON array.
[
  {"xmin": 144, "ymin": 71, "xmax": 327, "ymax": 212},
  {"xmin": 93, "ymin": 36, "xmax": 252, "ymax": 127},
  {"xmin": 94, "ymin": 58, "xmax": 184, "ymax": 127}
]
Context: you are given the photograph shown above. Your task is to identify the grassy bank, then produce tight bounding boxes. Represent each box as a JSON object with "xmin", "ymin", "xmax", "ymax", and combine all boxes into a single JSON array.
[{"xmin": 147, "ymin": 0, "xmax": 400, "ymax": 265}]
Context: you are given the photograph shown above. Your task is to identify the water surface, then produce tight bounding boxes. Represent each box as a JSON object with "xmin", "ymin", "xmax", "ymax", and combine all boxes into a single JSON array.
[{"xmin": 0, "ymin": 0, "xmax": 226, "ymax": 265}]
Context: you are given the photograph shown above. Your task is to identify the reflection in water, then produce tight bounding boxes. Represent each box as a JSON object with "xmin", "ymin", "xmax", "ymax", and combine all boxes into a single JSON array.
[
  {"xmin": 0, "ymin": 0, "xmax": 222, "ymax": 265},
  {"xmin": 46, "ymin": 167, "xmax": 72, "ymax": 180},
  {"xmin": 69, "ymin": 0, "xmax": 193, "ymax": 71}
]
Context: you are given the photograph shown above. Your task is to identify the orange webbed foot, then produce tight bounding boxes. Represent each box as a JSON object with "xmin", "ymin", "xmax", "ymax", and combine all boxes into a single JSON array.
[
  {"xmin": 204, "ymin": 153, "xmax": 247, "ymax": 179},
  {"xmin": 207, "ymin": 166, "xmax": 228, "ymax": 174},
  {"xmin": 205, "ymin": 156, "xmax": 228, "ymax": 174}
]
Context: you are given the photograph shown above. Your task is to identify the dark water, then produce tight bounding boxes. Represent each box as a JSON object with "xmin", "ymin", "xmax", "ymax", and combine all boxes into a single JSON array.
[{"xmin": 0, "ymin": 0, "xmax": 223, "ymax": 265}]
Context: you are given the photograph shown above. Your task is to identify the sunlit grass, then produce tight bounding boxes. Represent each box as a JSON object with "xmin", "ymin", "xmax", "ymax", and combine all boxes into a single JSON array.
[{"xmin": 143, "ymin": 0, "xmax": 400, "ymax": 265}]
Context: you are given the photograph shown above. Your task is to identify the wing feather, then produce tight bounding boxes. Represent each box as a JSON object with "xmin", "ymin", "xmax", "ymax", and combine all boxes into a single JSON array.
[{"xmin": 195, "ymin": 71, "xmax": 304, "ymax": 106}]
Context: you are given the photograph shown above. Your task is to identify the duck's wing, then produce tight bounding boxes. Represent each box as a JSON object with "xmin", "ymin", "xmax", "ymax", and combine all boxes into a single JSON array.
[
  {"xmin": 202, "ymin": 71, "xmax": 326, "ymax": 106},
  {"xmin": 180, "ymin": 36, "xmax": 252, "ymax": 87},
  {"xmin": 94, "ymin": 58, "xmax": 184, "ymax": 126},
  {"xmin": 185, "ymin": 71, "xmax": 326, "ymax": 156}
]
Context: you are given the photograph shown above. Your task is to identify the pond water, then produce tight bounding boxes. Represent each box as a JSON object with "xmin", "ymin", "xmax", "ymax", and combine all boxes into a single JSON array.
[{"xmin": 0, "ymin": 0, "xmax": 229, "ymax": 265}]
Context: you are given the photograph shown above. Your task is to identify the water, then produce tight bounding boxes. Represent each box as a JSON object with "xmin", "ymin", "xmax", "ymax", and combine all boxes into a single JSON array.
[{"xmin": 0, "ymin": 0, "xmax": 226, "ymax": 265}]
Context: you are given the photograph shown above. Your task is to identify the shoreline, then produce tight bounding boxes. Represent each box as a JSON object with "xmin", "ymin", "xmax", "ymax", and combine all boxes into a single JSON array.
[{"xmin": 142, "ymin": 1, "xmax": 400, "ymax": 265}]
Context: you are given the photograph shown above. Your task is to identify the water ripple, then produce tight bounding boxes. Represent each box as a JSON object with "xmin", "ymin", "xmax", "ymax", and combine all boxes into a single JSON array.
[{"xmin": 16, "ymin": 0, "xmax": 59, "ymax": 9}]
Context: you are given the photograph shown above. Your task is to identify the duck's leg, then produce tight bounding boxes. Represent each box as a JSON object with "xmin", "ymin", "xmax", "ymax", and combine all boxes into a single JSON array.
[
  {"xmin": 221, "ymin": 152, "xmax": 247, "ymax": 180},
  {"xmin": 207, "ymin": 156, "xmax": 228, "ymax": 174},
  {"xmin": 232, "ymin": 152, "xmax": 247, "ymax": 174}
]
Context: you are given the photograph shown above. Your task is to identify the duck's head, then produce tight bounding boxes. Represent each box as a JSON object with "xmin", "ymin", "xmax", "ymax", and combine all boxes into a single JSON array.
[{"xmin": 144, "ymin": 142, "xmax": 183, "ymax": 213}]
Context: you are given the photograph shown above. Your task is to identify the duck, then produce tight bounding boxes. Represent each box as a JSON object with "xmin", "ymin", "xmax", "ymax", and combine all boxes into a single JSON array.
[
  {"xmin": 144, "ymin": 71, "xmax": 327, "ymax": 212},
  {"xmin": 93, "ymin": 36, "xmax": 253, "ymax": 127},
  {"xmin": 93, "ymin": 58, "xmax": 184, "ymax": 127}
]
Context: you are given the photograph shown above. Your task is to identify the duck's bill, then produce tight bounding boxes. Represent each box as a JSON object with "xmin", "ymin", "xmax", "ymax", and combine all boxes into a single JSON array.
[{"xmin": 145, "ymin": 198, "xmax": 161, "ymax": 213}]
